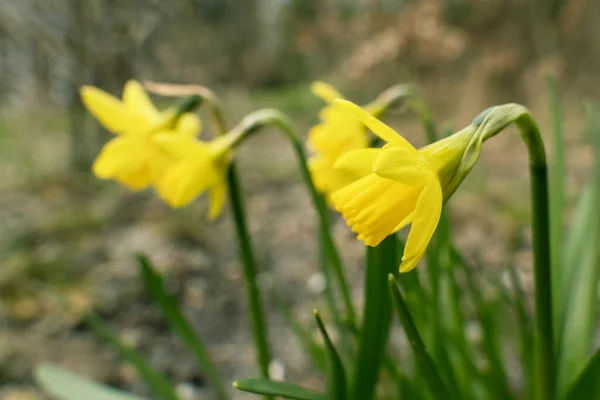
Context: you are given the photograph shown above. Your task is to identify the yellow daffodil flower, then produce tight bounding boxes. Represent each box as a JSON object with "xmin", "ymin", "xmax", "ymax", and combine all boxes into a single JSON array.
[
  {"xmin": 306, "ymin": 82, "xmax": 370, "ymax": 202},
  {"xmin": 81, "ymin": 80, "xmax": 201, "ymax": 190},
  {"xmin": 152, "ymin": 133, "xmax": 233, "ymax": 219},
  {"xmin": 331, "ymin": 100, "xmax": 473, "ymax": 272}
]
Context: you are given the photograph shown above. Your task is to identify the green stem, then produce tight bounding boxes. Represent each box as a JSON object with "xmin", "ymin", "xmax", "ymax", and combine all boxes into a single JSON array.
[
  {"xmin": 199, "ymin": 95, "xmax": 273, "ymax": 391},
  {"xmin": 474, "ymin": 105, "xmax": 555, "ymax": 400},
  {"xmin": 351, "ymin": 236, "xmax": 397, "ymax": 400},
  {"xmin": 517, "ymin": 113, "xmax": 555, "ymax": 400},
  {"xmin": 229, "ymin": 109, "xmax": 356, "ymax": 325},
  {"xmin": 227, "ymin": 165, "xmax": 272, "ymax": 382},
  {"xmin": 530, "ymin": 163, "xmax": 555, "ymax": 400}
]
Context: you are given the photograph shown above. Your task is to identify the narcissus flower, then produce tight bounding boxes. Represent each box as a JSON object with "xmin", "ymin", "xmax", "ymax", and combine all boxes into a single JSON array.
[
  {"xmin": 306, "ymin": 82, "xmax": 370, "ymax": 202},
  {"xmin": 331, "ymin": 100, "xmax": 474, "ymax": 272},
  {"xmin": 81, "ymin": 80, "xmax": 201, "ymax": 190},
  {"xmin": 153, "ymin": 133, "xmax": 233, "ymax": 219}
]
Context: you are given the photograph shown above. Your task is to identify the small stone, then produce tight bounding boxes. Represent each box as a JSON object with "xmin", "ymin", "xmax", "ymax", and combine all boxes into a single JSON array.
[
  {"xmin": 118, "ymin": 363, "xmax": 138, "ymax": 385},
  {"xmin": 269, "ymin": 359, "xmax": 285, "ymax": 381},
  {"xmin": 184, "ymin": 278, "xmax": 206, "ymax": 309},
  {"xmin": 186, "ymin": 249, "xmax": 212, "ymax": 272},
  {"xmin": 176, "ymin": 382, "xmax": 201, "ymax": 400},
  {"xmin": 306, "ymin": 272, "xmax": 326, "ymax": 295},
  {"xmin": 225, "ymin": 262, "xmax": 241, "ymax": 281},
  {"xmin": 120, "ymin": 328, "xmax": 143, "ymax": 348}
]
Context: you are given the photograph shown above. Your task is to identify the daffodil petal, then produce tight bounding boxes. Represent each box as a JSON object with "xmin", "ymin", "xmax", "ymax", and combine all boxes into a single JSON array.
[
  {"xmin": 175, "ymin": 113, "xmax": 202, "ymax": 137},
  {"xmin": 311, "ymin": 81, "xmax": 343, "ymax": 103},
  {"xmin": 153, "ymin": 134, "xmax": 212, "ymax": 160},
  {"xmin": 81, "ymin": 86, "xmax": 146, "ymax": 134},
  {"xmin": 402, "ymin": 178, "xmax": 442, "ymax": 262},
  {"xmin": 399, "ymin": 249, "xmax": 426, "ymax": 273},
  {"xmin": 156, "ymin": 161, "xmax": 215, "ymax": 208},
  {"xmin": 208, "ymin": 179, "xmax": 227, "ymax": 220},
  {"xmin": 334, "ymin": 99, "xmax": 418, "ymax": 149},
  {"xmin": 373, "ymin": 146, "xmax": 432, "ymax": 186},
  {"xmin": 334, "ymin": 148, "xmax": 381, "ymax": 179},
  {"xmin": 92, "ymin": 136, "xmax": 153, "ymax": 190},
  {"xmin": 122, "ymin": 80, "xmax": 159, "ymax": 118},
  {"xmin": 393, "ymin": 212, "xmax": 414, "ymax": 233}
]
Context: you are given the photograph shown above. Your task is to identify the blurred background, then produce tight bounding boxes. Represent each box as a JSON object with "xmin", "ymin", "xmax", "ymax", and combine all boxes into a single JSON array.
[{"xmin": 1, "ymin": 0, "xmax": 599, "ymax": 399}]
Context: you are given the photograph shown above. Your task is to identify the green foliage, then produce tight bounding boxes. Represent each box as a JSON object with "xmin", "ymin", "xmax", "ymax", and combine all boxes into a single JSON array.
[
  {"xmin": 351, "ymin": 235, "xmax": 397, "ymax": 400},
  {"xmin": 35, "ymin": 364, "xmax": 149, "ymax": 400},
  {"xmin": 35, "ymin": 80, "xmax": 600, "ymax": 400},
  {"xmin": 138, "ymin": 254, "xmax": 230, "ymax": 400},
  {"xmin": 84, "ymin": 312, "xmax": 179, "ymax": 400},
  {"xmin": 234, "ymin": 378, "xmax": 328, "ymax": 400},
  {"xmin": 556, "ymin": 102, "xmax": 600, "ymax": 396},
  {"xmin": 564, "ymin": 349, "xmax": 600, "ymax": 400},
  {"xmin": 314, "ymin": 310, "xmax": 347, "ymax": 400}
]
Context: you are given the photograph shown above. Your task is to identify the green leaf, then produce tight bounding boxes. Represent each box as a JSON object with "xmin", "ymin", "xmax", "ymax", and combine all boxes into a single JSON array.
[
  {"xmin": 137, "ymin": 254, "xmax": 230, "ymax": 400},
  {"xmin": 272, "ymin": 290, "xmax": 327, "ymax": 372},
  {"xmin": 314, "ymin": 310, "xmax": 347, "ymax": 400},
  {"xmin": 388, "ymin": 274, "xmax": 453, "ymax": 400},
  {"xmin": 557, "ymin": 103, "xmax": 600, "ymax": 395},
  {"xmin": 453, "ymin": 248, "xmax": 514, "ymax": 400},
  {"xmin": 350, "ymin": 235, "xmax": 397, "ymax": 400},
  {"xmin": 35, "ymin": 363, "xmax": 148, "ymax": 400},
  {"xmin": 85, "ymin": 313, "xmax": 179, "ymax": 400},
  {"xmin": 507, "ymin": 257, "xmax": 535, "ymax": 400},
  {"xmin": 318, "ymin": 205, "xmax": 341, "ymax": 326},
  {"xmin": 564, "ymin": 348, "xmax": 600, "ymax": 400},
  {"xmin": 233, "ymin": 378, "xmax": 328, "ymax": 400},
  {"xmin": 546, "ymin": 75, "xmax": 566, "ymax": 337}
]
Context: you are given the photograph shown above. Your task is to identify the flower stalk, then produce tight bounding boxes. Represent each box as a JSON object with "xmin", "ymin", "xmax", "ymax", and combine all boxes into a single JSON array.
[
  {"xmin": 228, "ymin": 108, "xmax": 358, "ymax": 325},
  {"xmin": 148, "ymin": 83, "xmax": 275, "ymax": 385},
  {"xmin": 227, "ymin": 164, "xmax": 272, "ymax": 381},
  {"xmin": 471, "ymin": 104, "xmax": 554, "ymax": 400},
  {"xmin": 206, "ymin": 95, "xmax": 274, "ymax": 387}
]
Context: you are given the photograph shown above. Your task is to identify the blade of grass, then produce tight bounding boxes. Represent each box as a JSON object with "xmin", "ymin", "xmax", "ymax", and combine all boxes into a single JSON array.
[
  {"xmin": 388, "ymin": 274, "xmax": 454, "ymax": 400},
  {"xmin": 507, "ymin": 258, "xmax": 535, "ymax": 399},
  {"xmin": 351, "ymin": 235, "xmax": 397, "ymax": 400},
  {"xmin": 346, "ymin": 314, "xmax": 409, "ymax": 397},
  {"xmin": 454, "ymin": 249, "xmax": 513, "ymax": 399},
  {"xmin": 272, "ymin": 290, "xmax": 327, "ymax": 372},
  {"xmin": 431, "ymin": 213, "xmax": 472, "ymax": 398},
  {"xmin": 36, "ymin": 363, "xmax": 149, "ymax": 400},
  {"xmin": 314, "ymin": 310, "xmax": 347, "ymax": 400},
  {"xmin": 137, "ymin": 254, "xmax": 229, "ymax": 400},
  {"xmin": 556, "ymin": 102, "xmax": 600, "ymax": 396},
  {"xmin": 564, "ymin": 348, "xmax": 600, "ymax": 400},
  {"xmin": 85, "ymin": 313, "xmax": 179, "ymax": 400},
  {"xmin": 318, "ymin": 206, "xmax": 342, "ymax": 327},
  {"xmin": 546, "ymin": 75, "xmax": 566, "ymax": 339},
  {"xmin": 233, "ymin": 379, "xmax": 328, "ymax": 400}
]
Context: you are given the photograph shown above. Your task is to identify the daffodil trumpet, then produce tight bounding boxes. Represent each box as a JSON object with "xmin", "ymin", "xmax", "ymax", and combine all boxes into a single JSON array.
[{"xmin": 330, "ymin": 99, "xmax": 476, "ymax": 272}]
